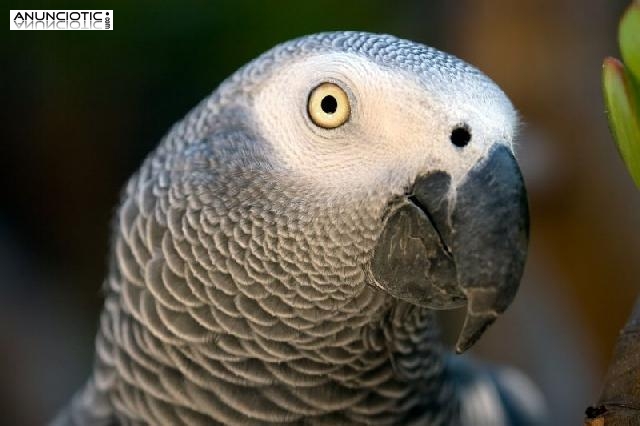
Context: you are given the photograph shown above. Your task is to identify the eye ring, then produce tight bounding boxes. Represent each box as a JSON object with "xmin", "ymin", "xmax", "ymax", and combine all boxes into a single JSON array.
[
  {"xmin": 450, "ymin": 124, "xmax": 471, "ymax": 148},
  {"xmin": 307, "ymin": 83, "xmax": 350, "ymax": 128}
]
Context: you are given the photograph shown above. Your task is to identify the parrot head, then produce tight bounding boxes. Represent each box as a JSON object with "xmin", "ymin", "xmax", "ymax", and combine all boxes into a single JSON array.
[{"xmin": 199, "ymin": 32, "xmax": 528, "ymax": 354}]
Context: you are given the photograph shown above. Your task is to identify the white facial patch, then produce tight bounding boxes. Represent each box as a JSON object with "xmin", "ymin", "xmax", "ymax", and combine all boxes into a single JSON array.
[{"xmin": 250, "ymin": 51, "xmax": 517, "ymax": 198}]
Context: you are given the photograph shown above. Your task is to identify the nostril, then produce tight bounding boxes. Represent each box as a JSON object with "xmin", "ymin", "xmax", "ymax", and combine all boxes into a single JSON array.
[{"xmin": 450, "ymin": 125, "xmax": 471, "ymax": 148}]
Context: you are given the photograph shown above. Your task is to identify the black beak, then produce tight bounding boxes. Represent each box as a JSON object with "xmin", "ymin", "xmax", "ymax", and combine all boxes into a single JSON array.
[{"xmin": 368, "ymin": 145, "xmax": 529, "ymax": 353}]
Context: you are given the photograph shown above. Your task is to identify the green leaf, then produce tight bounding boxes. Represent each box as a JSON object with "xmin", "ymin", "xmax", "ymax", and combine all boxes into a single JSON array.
[
  {"xmin": 620, "ymin": 1, "xmax": 640, "ymax": 84},
  {"xmin": 603, "ymin": 57, "xmax": 640, "ymax": 188}
]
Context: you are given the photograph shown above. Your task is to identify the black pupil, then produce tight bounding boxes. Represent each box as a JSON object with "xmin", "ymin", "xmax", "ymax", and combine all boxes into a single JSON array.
[
  {"xmin": 320, "ymin": 95, "xmax": 338, "ymax": 114},
  {"xmin": 450, "ymin": 126, "xmax": 471, "ymax": 147}
]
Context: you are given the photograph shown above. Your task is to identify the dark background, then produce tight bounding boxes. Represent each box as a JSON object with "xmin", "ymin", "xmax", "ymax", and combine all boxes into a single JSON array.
[{"xmin": 3, "ymin": 1, "xmax": 637, "ymax": 424}]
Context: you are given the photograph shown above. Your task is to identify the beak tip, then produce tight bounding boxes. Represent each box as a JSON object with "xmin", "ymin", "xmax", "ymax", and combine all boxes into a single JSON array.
[{"xmin": 454, "ymin": 311, "xmax": 498, "ymax": 354}]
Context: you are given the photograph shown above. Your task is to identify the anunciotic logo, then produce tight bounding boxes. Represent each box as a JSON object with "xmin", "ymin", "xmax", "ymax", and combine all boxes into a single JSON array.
[{"xmin": 10, "ymin": 10, "xmax": 113, "ymax": 30}]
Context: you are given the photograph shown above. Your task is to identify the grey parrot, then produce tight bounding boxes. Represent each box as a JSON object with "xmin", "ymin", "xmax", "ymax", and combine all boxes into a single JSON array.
[{"xmin": 53, "ymin": 32, "xmax": 542, "ymax": 425}]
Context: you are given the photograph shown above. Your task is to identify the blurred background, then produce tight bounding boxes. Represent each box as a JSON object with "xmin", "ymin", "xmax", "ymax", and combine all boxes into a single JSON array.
[{"xmin": 3, "ymin": 0, "xmax": 638, "ymax": 424}]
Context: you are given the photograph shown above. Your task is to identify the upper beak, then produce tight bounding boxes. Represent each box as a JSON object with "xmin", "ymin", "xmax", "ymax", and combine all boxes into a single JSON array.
[{"xmin": 368, "ymin": 144, "xmax": 529, "ymax": 353}]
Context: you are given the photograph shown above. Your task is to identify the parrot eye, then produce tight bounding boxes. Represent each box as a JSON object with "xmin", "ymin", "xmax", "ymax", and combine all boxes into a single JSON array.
[
  {"xmin": 307, "ymin": 83, "xmax": 350, "ymax": 129},
  {"xmin": 450, "ymin": 125, "xmax": 471, "ymax": 148}
]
